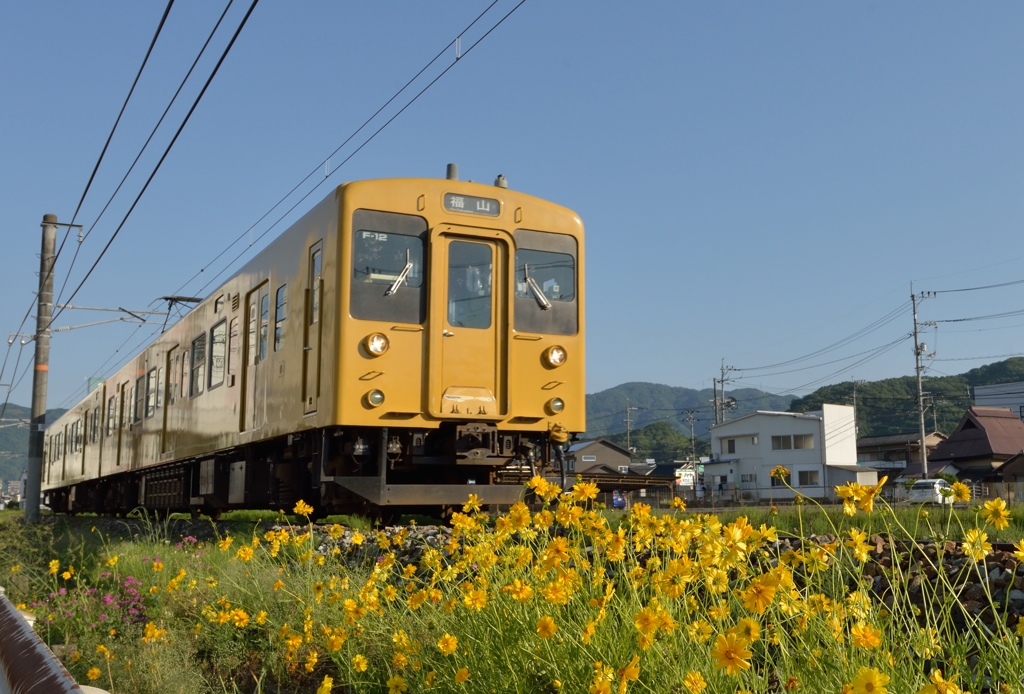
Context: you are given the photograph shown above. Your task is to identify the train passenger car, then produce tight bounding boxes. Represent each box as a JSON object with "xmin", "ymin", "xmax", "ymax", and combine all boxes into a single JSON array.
[{"xmin": 42, "ymin": 169, "xmax": 585, "ymax": 519}]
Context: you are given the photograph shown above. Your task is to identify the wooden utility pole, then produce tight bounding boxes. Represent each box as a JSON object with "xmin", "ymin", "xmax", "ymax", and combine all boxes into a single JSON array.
[{"xmin": 25, "ymin": 214, "xmax": 57, "ymax": 523}]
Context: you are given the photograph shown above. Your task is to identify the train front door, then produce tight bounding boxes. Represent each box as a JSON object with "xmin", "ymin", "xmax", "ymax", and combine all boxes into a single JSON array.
[
  {"xmin": 428, "ymin": 227, "xmax": 507, "ymax": 419},
  {"xmin": 243, "ymin": 283, "xmax": 270, "ymax": 431}
]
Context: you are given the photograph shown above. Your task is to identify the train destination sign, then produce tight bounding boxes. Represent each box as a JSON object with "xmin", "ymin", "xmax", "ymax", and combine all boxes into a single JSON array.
[{"xmin": 444, "ymin": 193, "xmax": 500, "ymax": 217}]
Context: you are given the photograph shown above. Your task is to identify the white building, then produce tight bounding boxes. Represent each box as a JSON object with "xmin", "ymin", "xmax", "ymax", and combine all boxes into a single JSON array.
[
  {"xmin": 704, "ymin": 404, "xmax": 875, "ymax": 501},
  {"xmin": 975, "ymin": 382, "xmax": 1024, "ymax": 421}
]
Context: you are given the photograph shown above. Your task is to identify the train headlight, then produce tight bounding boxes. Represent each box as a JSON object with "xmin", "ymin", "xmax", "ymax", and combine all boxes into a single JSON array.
[
  {"xmin": 365, "ymin": 333, "xmax": 389, "ymax": 356},
  {"xmin": 366, "ymin": 390, "xmax": 386, "ymax": 407},
  {"xmin": 544, "ymin": 345, "xmax": 567, "ymax": 367},
  {"xmin": 546, "ymin": 397, "xmax": 565, "ymax": 414}
]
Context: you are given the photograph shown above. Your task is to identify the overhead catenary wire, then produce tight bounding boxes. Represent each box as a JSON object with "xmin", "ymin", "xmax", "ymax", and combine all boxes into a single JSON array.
[
  {"xmin": 172, "ymin": 0, "xmax": 529, "ymax": 303},
  {"xmin": 45, "ymin": 0, "xmax": 261, "ymax": 335},
  {"xmin": 53, "ymin": 0, "xmax": 237, "ymax": 311}
]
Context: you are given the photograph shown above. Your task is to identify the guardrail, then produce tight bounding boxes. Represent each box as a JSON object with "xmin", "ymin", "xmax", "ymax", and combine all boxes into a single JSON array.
[{"xmin": 0, "ymin": 588, "xmax": 93, "ymax": 694}]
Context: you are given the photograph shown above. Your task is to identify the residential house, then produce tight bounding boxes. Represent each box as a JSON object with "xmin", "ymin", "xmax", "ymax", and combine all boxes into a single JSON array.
[
  {"xmin": 704, "ymin": 404, "xmax": 870, "ymax": 501},
  {"xmin": 928, "ymin": 407, "xmax": 1024, "ymax": 482},
  {"xmin": 856, "ymin": 432, "xmax": 947, "ymax": 472},
  {"xmin": 566, "ymin": 439, "xmax": 632, "ymax": 475}
]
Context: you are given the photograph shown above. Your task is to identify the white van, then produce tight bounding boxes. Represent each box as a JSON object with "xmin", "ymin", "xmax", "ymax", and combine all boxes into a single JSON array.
[{"xmin": 907, "ymin": 479, "xmax": 953, "ymax": 505}]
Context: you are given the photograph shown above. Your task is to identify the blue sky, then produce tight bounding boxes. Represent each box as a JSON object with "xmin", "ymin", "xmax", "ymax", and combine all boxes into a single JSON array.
[{"xmin": 2, "ymin": 1, "xmax": 1023, "ymax": 413}]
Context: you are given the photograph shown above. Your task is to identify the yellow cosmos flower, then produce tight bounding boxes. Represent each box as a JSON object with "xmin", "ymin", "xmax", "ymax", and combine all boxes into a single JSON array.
[
  {"xmin": 963, "ymin": 528, "xmax": 992, "ymax": 562},
  {"xmin": 387, "ymin": 674, "xmax": 408, "ymax": 693},
  {"xmin": 86, "ymin": 667, "xmax": 101, "ymax": 681},
  {"xmin": 236, "ymin": 546, "xmax": 254, "ymax": 562},
  {"xmin": 437, "ymin": 633, "xmax": 458, "ymax": 655},
  {"xmin": 463, "ymin": 587, "xmax": 487, "ymax": 611},
  {"xmin": 683, "ymin": 671, "xmax": 707, "ymax": 693},
  {"xmin": 352, "ymin": 654, "xmax": 368, "ymax": 672},
  {"xmin": 618, "ymin": 654, "xmax": 640, "ymax": 684},
  {"xmin": 293, "ymin": 499, "xmax": 314, "ymax": 516},
  {"xmin": 710, "ymin": 632, "xmax": 752, "ymax": 676},
  {"xmin": 916, "ymin": 669, "xmax": 962, "ymax": 694},
  {"xmin": 218, "ymin": 537, "xmax": 234, "ymax": 551},
  {"xmin": 48, "ymin": 559, "xmax": 59, "ymax": 575},
  {"xmin": 455, "ymin": 668, "xmax": 471, "ymax": 684},
  {"xmin": 152, "ymin": 561, "xmax": 163, "ymax": 572},
  {"xmin": 849, "ymin": 666, "xmax": 889, "ymax": 694},
  {"xmin": 316, "ymin": 675, "xmax": 333, "ymax": 694},
  {"xmin": 105, "ymin": 556, "xmax": 118, "ymax": 566},
  {"xmin": 537, "ymin": 616, "xmax": 558, "ymax": 639},
  {"xmin": 463, "ymin": 494, "xmax": 481, "ymax": 513},
  {"xmin": 951, "ymin": 482, "xmax": 971, "ymax": 503},
  {"xmin": 851, "ymin": 622, "xmax": 881, "ymax": 649},
  {"xmin": 982, "ymin": 497, "xmax": 1011, "ymax": 530}
]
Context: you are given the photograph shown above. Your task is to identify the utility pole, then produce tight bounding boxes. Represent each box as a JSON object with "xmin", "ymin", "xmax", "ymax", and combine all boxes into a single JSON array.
[
  {"xmin": 911, "ymin": 283, "xmax": 936, "ymax": 479},
  {"xmin": 720, "ymin": 359, "xmax": 736, "ymax": 423},
  {"xmin": 683, "ymin": 409, "xmax": 697, "ymax": 463},
  {"xmin": 25, "ymin": 214, "xmax": 57, "ymax": 523},
  {"xmin": 624, "ymin": 398, "xmax": 639, "ymax": 456},
  {"xmin": 712, "ymin": 378, "xmax": 720, "ymax": 425}
]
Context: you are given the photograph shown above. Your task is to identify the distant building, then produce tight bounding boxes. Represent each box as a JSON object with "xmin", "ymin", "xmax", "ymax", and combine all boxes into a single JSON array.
[
  {"xmin": 974, "ymin": 382, "xmax": 1024, "ymax": 421},
  {"xmin": 704, "ymin": 404, "xmax": 871, "ymax": 500},
  {"xmin": 566, "ymin": 439, "xmax": 633, "ymax": 475},
  {"xmin": 857, "ymin": 431, "xmax": 947, "ymax": 471},
  {"xmin": 929, "ymin": 407, "xmax": 1024, "ymax": 481},
  {"xmin": 6, "ymin": 480, "xmax": 21, "ymax": 497}
]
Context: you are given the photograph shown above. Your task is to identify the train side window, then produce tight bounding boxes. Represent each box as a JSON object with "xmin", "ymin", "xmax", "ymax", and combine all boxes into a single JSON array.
[
  {"xmin": 447, "ymin": 241, "xmax": 492, "ymax": 329},
  {"xmin": 157, "ymin": 367, "xmax": 164, "ymax": 408},
  {"xmin": 170, "ymin": 354, "xmax": 179, "ymax": 405},
  {"xmin": 350, "ymin": 209, "xmax": 428, "ymax": 324},
  {"xmin": 310, "ymin": 251, "xmax": 321, "ymax": 325},
  {"xmin": 107, "ymin": 396, "xmax": 116, "ymax": 436},
  {"xmin": 214, "ymin": 295, "xmax": 225, "ymax": 313},
  {"xmin": 227, "ymin": 318, "xmax": 239, "ymax": 380},
  {"xmin": 145, "ymin": 368, "xmax": 158, "ymax": 418},
  {"xmin": 91, "ymin": 407, "xmax": 100, "ymax": 443},
  {"xmin": 259, "ymin": 294, "xmax": 270, "ymax": 362},
  {"xmin": 135, "ymin": 376, "xmax": 146, "ymax": 422},
  {"xmin": 181, "ymin": 351, "xmax": 189, "ymax": 400},
  {"xmin": 512, "ymin": 229, "xmax": 578, "ymax": 336},
  {"xmin": 190, "ymin": 334, "xmax": 206, "ymax": 397},
  {"xmin": 248, "ymin": 301, "xmax": 258, "ymax": 365},
  {"xmin": 209, "ymin": 320, "xmax": 227, "ymax": 389},
  {"xmin": 274, "ymin": 285, "xmax": 287, "ymax": 351}
]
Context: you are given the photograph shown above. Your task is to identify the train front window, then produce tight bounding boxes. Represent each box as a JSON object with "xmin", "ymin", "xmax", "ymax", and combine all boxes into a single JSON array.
[
  {"xmin": 513, "ymin": 230, "xmax": 578, "ymax": 335},
  {"xmin": 447, "ymin": 241, "xmax": 492, "ymax": 329},
  {"xmin": 351, "ymin": 209, "xmax": 428, "ymax": 324}
]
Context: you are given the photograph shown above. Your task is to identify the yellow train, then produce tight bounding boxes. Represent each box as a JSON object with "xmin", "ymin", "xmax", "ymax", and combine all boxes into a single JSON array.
[{"xmin": 42, "ymin": 169, "xmax": 585, "ymax": 519}]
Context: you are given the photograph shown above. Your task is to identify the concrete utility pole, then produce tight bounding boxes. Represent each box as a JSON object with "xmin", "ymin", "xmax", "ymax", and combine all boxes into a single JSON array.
[
  {"xmin": 683, "ymin": 409, "xmax": 697, "ymax": 463},
  {"xmin": 25, "ymin": 214, "xmax": 57, "ymax": 523},
  {"xmin": 712, "ymin": 378, "xmax": 720, "ymax": 426},
  {"xmin": 911, "ymin": 283, "xmax": 936, "ymax": 480},
  {"xmin": 624, "ymin": 398, "xmax": 639, "ymax": 456},
  {"xmin": 719, "ymin": 359, "xmax": 736, "ymax": 423}
]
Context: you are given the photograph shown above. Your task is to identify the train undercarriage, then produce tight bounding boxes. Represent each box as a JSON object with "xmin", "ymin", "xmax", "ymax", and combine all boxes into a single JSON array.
[{"xmin": 44, "ymin": 424, "xmax": 567, "ymax": 522}]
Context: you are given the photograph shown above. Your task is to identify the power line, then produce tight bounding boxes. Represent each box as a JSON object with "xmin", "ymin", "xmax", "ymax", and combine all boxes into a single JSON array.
[
  {"xmin": 55, "ymin": 0, "xmax": 237, "ymax": 310},
  {"xmin": 169, "ymin": 0, "xmax": 527, "ymax": 303},
  {"xmin": 46, "ymin": 0, "xmax": 261, "ymax": 333},
  {"xmin": 935, "ymin": 277, "xmax": 1024, "ymax": 294},
  {"xmin": 935, "ymin": 308, "xmax": 1024, "ymax": 324}
]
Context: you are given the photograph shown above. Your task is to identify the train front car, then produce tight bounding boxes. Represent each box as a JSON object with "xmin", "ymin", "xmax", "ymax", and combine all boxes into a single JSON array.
[{"xmin": 322, "ymin": 176, "xmax": 585, "ymax": 517}]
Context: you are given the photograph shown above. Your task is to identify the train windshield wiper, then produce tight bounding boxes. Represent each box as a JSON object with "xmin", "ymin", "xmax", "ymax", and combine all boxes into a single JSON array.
[
  {"xmin": 385, "ymin": 250, "xmax": 413, "ymax": 297},
  {"xmin": 524, "ymin": 263, "xmax": 552, "ymax": 310}
]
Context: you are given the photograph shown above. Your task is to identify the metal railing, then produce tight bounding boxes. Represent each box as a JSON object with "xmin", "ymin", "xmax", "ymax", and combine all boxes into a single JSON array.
[{"xmin": 0, "ymin": 589, "xmax": 88, "ymax": 694}]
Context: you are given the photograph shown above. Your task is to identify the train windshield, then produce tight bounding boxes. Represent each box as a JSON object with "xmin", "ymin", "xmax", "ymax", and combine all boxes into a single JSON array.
[
  {"xmin": 513, "ymin": 230, "xmax": 577, "ymax": 335},
  {"xmin": 350, "ymin": 210, "xmax": 429, "ymax": 324}
]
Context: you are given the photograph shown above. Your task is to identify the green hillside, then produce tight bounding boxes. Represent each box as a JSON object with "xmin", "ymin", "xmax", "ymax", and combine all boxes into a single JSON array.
[
  {"xmin": 602, "ymin": 420, "xmax": 710, "ymax": 463},
  {"xmin": 787, "ymin": 357, "xmax": 1024, "ymax": 437},
  {"xmin": 0, "ymin": 404, "xmax": 67, "ymax": 486},
  {"xmin": 585, "ymin": 381, "xmax": 795, "ymax": 442}
]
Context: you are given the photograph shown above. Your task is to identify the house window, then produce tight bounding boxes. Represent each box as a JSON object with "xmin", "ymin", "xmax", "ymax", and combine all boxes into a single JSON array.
[
  {"xmin": 740, "ymin": 473, "xmax": 757, "ymax": 485},
  {"xmin": 771, "ymin": 469, "xmax": 791, "ymax": 487},
  {"xmin": 794, "ymin": 434, "xmax": 814, "ymax": 450},
  {"xmin": 727, "ymin": 439, "xmax": 736, "ymax": 454},
  {"xmin": 1019, "ymin": 405, "xmax": 1024, "ymax": 422},
  {"xmin": 771, "ymin": 435, "xmax": 792, "ymax": 450},
  {"xmin": 751, "ymin": 436, "xmax": 758, "ymax": 445},
  {"xmin": 798, "ymin": 470, "xmax": 819, "ymax": 486},
  {"xmin": 581, "ymin": 455, "xmax": 597, "ymax": 462},
  {"xmin": 618, "ymin": 465, "xmax": 630, "ymax": 473}
]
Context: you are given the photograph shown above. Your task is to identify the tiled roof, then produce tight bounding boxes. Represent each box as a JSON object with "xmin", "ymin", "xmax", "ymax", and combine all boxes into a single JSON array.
[
  {"xmin": 857, "ymin": 432, "xmax": 945, "ymax": 447},
  {"xmin": 930, "ymin": 407, "xmax": 1024, "ymax": 462}
]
